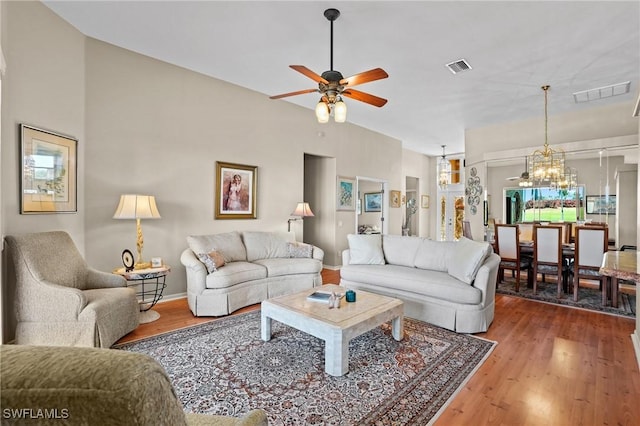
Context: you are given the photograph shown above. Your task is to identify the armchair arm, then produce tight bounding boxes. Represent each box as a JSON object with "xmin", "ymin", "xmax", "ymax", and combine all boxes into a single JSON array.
[
  {"xmin": 86, "ymin": 268, "xmax": 127, "ymax": 289},
  {"xmin": 15, "ymin": 278, "xmax": 87, "ymax": 322}
]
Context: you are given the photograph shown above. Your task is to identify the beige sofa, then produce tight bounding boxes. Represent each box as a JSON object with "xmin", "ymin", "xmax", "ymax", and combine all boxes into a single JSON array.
[
  {"xmin": 340, "ymin": 234, "xmax": 499, "ymax": 333},
  {"xmin": 0, "ymin": 345, "xmax": 268, "ymax": 426},
  {"xmin": 181, "ymin": 231, "xmax": 323, "ymax": 316}
]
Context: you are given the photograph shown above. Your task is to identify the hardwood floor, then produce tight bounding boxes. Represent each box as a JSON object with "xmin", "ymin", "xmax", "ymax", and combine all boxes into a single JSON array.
[{"xmin": 116, "ymin": 269, "xmax": 640, "ymax": 425}]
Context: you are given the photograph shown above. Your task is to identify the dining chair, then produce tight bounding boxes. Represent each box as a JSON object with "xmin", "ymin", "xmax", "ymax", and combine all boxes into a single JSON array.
[
  {"xmin": 533, "ymin": 225, "xmax": 567, "ymax": 297},
  {"xmin": 518, "ymin": 223, "xmax": 534, "ymax": 243},
  {"xmin": 573, "ymin": 225, "xmax": 608, "ymax": 303},
  {"xmin": 494, "ymin": 224, "xmax": 532, "ymax": 292}
]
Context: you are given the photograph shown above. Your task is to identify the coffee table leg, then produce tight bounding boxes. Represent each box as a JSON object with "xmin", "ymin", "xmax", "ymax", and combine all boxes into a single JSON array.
[
  {"xmin": 392, "ymin": 314, "xmax": 404, "ymax": 341},
  {"xmin": 325, "ymin": 332, "xmax": 348, "ymax": 376},
  {"xmin": 261, "ymin": 311, "xmax": 272, "ymax": 341}
]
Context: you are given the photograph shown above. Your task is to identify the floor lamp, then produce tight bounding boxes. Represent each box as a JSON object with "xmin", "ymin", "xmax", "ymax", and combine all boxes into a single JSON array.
[
  {"xmin": 113, "ymin": 194, "xmax": 161, "ymax": 270},
  {"xmin": 288, "ymin": 202, "xmax": 315, "ymax": 232}
]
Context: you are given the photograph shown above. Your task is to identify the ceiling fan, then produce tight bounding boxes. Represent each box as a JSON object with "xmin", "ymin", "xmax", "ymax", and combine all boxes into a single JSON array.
[{"xmin": 269, "ymin": 8, "xmax": 389, "ymax": 123}]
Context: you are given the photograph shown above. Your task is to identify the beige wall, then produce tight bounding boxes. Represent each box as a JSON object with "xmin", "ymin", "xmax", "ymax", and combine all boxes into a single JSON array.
[
  {"xmin": 0, "ymin": 1, "xmax": 407, "ymax": 341},
  {"xmin": 1, "ymin": 1, "xmax": 86, "ymax": 342}
]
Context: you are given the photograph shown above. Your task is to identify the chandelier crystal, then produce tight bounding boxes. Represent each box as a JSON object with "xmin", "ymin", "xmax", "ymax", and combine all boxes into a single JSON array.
[
  {"xmin": 527, "ymin": 85, "xmax": 566, "ymax": 186},
  {"xmin": 438, "ymin": 145, "xmax": 451, "ymax": 190}
]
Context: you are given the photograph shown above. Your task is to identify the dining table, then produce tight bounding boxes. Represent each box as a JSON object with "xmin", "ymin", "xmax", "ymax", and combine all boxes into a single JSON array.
[{"xmin": 599, "ymin": 250, "xmax": 639, "ymax": 308}]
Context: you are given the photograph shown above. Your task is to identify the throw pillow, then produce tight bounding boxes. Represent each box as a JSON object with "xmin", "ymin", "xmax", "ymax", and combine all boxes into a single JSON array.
[
  {"xmin": 196, "ymin": 250, "xmax": 226, "ymax": 274},
  {"xmin": 447, "ymin": 237, "xmax": 492, "ymax": 284},
  {"xmin": 187, "ymin": 231, "xmax": 247, "ymax": 263},
  {"xmin": 287, "ymin": 242, "xmax": 313, "ymax": 258},
  {"xmin": 347, "ymin": 234, "xmax": 385, "ymax": 265}
]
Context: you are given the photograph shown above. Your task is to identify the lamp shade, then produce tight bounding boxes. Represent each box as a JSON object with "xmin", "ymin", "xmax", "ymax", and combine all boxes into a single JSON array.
[
  {"xmin": 113, "ymin": 195, "xmax": 161, "ymax": 219},
  {"xmin": 291, "ymin": 202, "xmax": 315, "ymax": 217},
  {"xmin": 315, "ymin": 101, "xmax": 330, "ymax": 123},
  {"xmin": 334, "ymin": 99, "xmax": 347, "ymax": 123}
]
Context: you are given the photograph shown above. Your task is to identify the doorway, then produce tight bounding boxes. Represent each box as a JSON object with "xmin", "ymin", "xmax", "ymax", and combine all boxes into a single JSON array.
[
  {"xmin": 356, "ymin": 177, "xmax": 388, "ymax": 235},
  {"xmin": 437, "ymin": 191, "xmax": 465, "ymax": 241}
]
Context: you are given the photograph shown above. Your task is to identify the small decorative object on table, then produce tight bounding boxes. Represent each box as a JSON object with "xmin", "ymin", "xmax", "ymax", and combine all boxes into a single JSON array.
[
  {"xmin": 121, "ymin": 249, "xmax": 135, "ymax": 272},
  {"xmin": 151, "ymin": 257, "xmax": 163, "ymax": 268},
  {"xmin": 345, "ymin": 290, "xmax": 356, "ymax": 302}
]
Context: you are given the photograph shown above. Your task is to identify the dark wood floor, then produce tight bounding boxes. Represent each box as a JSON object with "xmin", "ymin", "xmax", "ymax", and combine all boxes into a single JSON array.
[{"xmin": 117, "ymin": 269, "xmax": 640, "ymax": 425}]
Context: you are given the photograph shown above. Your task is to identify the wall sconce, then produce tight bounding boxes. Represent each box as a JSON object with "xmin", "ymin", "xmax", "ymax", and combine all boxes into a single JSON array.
[{"xmin": 287, "ymin": 202, "xmax": 315, "ymax": 232}]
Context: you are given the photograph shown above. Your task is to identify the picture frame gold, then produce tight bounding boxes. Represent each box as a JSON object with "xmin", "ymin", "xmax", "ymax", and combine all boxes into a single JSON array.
[
  {"xmin": 421, "ymin": 195, "xmax": 430, "ymax": 209},
  {"xmin": 390, "ymin": 190, "xmax": 401, "ymax": 208},
  {"xmin": 215, "ymin": 161, "xmax": 258, "ymax": 219},
  {"xmin": 20, "ymin": 124, "xmax": 77, "ymax": 214}
]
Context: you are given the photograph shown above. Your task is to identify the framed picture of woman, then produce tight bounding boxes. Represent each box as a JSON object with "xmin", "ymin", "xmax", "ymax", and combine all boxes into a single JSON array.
[{"xmin": 215, "ymin": 161, "xmax": 257, "ymax": 219}]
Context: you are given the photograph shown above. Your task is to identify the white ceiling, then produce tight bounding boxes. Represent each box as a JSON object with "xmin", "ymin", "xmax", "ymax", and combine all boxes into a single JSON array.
[{"xmin": 43, "ymin": 1, "xmax": 640, "ymax": 157}]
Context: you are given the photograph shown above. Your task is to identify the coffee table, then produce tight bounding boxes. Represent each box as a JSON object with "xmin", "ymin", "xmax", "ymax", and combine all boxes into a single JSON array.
[{"xmin": 261, "ymin": 284, "xmax": 404, "ymax": 376}]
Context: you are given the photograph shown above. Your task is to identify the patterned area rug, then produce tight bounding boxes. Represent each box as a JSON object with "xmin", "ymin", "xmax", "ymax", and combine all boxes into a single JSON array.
[
  {"xmin": 497, "ymin": 279, "xmax": 635, "ymax": 317},
  {"xmin": 116, "ymin": 310, "xmax": 496, "ymax": 425}
]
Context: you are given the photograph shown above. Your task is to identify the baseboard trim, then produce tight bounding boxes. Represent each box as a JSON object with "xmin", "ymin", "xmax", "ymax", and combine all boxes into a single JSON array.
[
  {"xmin": 157, "ymin": 292, "xmax": 187, "ymax": 303},
  {"xmin": 323, "ymin": 264, "xmax": 342, "ymax": 271}
]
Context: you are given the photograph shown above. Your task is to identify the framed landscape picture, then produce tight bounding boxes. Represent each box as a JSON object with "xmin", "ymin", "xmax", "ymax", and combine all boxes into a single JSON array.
[
  {"xmin": 336, "ymin": 176, "xmax": 356, "ymax": 211},
  {"xmin": 364, "ymin": 192, "xmax": 382, "ymax": 212},
  {"xmin": 20, "ymin": 124, "xmax": 77, "ymax": 214},
  {"xmin": 586, "ymin": 195, "xmax": 616, "ymax": 215},
  {"xmin": 215, "ymin": 161, "xmax": 258, "ymax": 219}
]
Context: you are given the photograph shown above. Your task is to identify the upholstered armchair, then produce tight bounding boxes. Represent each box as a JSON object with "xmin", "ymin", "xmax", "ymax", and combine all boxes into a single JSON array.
[{"xmin": 5, "ymin": 231, "xmax": 139, "ymax": 347}]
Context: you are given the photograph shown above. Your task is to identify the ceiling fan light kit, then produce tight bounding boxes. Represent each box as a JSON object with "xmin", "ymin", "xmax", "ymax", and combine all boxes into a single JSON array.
[{"xmin": 270, "ymin": 8, "xmax": 388, "ymax": 124}]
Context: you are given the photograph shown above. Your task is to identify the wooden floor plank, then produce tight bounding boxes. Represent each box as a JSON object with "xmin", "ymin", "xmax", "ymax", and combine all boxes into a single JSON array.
[{"xmin": 116, "ymin": 268, "xmax": 639, "ymax": 425}]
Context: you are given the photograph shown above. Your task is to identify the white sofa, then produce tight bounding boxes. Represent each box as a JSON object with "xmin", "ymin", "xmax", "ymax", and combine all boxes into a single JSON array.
[
  {"xmin": 340, "ymin": 234, "xmax": 500, "ymax": 333},
  {"xmin": 181, "ymin": 231, "xmax": 324, "ymax": 316}
]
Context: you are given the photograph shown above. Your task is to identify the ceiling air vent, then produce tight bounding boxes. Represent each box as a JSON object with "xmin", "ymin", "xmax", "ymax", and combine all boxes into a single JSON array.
[
  {"xmin": 446, "ymin": 59, "xmax": 472, "ymax": 74},
  {"xmin": 573, "ymin": 81, "xmax": 630, "ymax": 103}
]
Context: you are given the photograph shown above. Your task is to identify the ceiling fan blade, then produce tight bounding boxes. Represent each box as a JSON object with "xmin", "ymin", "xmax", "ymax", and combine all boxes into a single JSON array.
[
  {"xmin": 269, "ymin": 88, "xmax": 318, "ymax": 100},
  {"xmin": 340, "ymin": 68, "xmax": 389, "ymax": 87},
  {"xmin": 342, "ymin": 89, "xmax": 388, "ymax": 107},
  {"xmin": 290, "ymin": 65, "xmax": 329, "ymax": 84}
]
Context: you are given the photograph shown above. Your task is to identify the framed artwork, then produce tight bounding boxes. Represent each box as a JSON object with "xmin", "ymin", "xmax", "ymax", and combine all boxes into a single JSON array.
[
  {"xmin": 215, "ymin": 161, "xmax": 257, "ymax": 219},
  {"xmin": 421, "ymin": 195, "xmax": 430, "ymax": 209},
  {"xmin": 336, "ymin": 176, "xmax": 356, "ymax": 211},
  {"xmin": 364, "ymin": 192, "xmax": 382, "ymax": 212},
  {"xmin": 390, "ymin": 190, "xmax": 401, "ymax": 208},
  {"xmin": 586, "ymin": 195, "xmax": 616, "ymax": 215},
  {"xmin": 20, "ymin": 124, "xmax": 77, "ymax": 214}
]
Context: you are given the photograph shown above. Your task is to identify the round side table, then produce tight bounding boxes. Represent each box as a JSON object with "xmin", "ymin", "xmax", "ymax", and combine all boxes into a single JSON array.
[{"xmin": 113, "ymin": 265, "xmax": 170, "ymax": 323}]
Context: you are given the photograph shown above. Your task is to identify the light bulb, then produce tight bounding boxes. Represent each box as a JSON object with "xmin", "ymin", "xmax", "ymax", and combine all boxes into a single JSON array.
[{"xmin": 334, "ymin": 99, "xmax": 347, "ymax": 122}]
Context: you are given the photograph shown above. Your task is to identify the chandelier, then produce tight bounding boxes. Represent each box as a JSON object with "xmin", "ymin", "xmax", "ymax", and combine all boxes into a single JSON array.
[
  {"xmin": 552, "ymin": 166, "xmax": 578, "ymax": 190},
  {"xmin": 438, "ymin": 145, "xmax": 451, "ymax": 190},
  {"xmin": 527, "ymin": 85, "xmax": 565, "ymax": 186}
]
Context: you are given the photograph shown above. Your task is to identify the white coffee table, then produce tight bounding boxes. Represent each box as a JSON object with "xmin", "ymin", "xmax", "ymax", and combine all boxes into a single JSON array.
[{"xmin": 261, "ymin": 284, "xmax": 404, "ymax": 376}]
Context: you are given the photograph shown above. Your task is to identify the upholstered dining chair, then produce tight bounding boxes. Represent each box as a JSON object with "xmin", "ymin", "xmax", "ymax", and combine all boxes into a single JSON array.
[
  {"xmin": 533, "ymin": 225, "xmax": 567, "ymax": 297},
  {"xmin": 494, "ymin": 224, "xmax": 532, "ymax": 292},
  {"xmin": 573, "ymin": 225, "xmax": 609, "ymax": 303},
  {"xmin": 5, "ymin": 231, "xmax": 140, "ymax": 347}
]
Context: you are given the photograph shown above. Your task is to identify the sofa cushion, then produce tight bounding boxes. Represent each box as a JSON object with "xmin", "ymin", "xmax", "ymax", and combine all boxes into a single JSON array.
[
  {"xmin": 414, "ymin": 239, "xmax": 456, "ymax": 271},
  {"xmin": 205, "ymin": 261, "xmax": 267, "ymax": 289},
  {"xmin": 447, "ymin": 237, "xmax": 492, "ymax": 285},
  {"xmin": 242, "ymin": 231, "xmax": 293, "ymax": 261},
  {"xmin": 347, "ymin": 234, "xmax": 385, "ymax": 265},
  {"xmin": 287, "ymin": 242, "xmax": 313, "ymax": 258},
  {"xmin": 253, "ymin": 258, "xmax": 322, "ymax": 277},
  {"xmin": 382, "ymin": 235, "xmax": 422, "ymax": 267},
  {"xmin": 341, "ymin": 264, "xmax": 482, "ymax": 305},
  {"xmin": 196, "ymin": 250, "xmax": 226, "ymax": 273},
  {"xmin": 188, "ymin": 231, "xmax": 247, "ymax": 263}
]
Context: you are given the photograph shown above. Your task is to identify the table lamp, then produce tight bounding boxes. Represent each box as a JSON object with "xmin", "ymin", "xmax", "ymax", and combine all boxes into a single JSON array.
[
  {"xmin": 288, "ymin": 202, "xmax": 315, "ymax": 232},
  {"xmin": 113, "ymin": 194, "xmax": 161, "ymax": 269}
]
